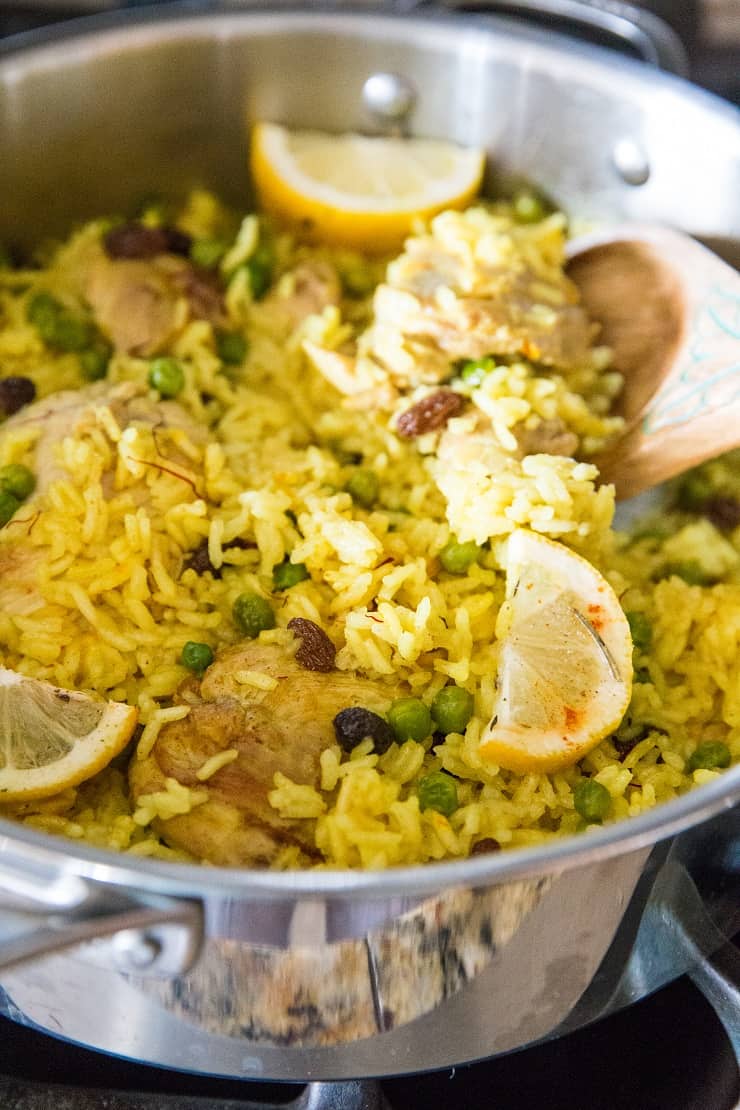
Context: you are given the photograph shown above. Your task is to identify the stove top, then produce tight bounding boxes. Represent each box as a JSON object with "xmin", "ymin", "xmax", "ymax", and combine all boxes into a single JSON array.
[{"xmin": 0, "ymin": 3, "xmax": 738, "ymax": 1108}]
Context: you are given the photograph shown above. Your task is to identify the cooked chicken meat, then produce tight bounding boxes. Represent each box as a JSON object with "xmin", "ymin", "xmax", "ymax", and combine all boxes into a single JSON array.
[
  {"xmin": 0, "ymin": 382, "xmax": 205, "ymax": 617},
  {"xmin": 128, "ymin": 639, "xmax": 398, "ymax": 867},
  {"xmin": 513, "ymin": 418, "xmax": 579, "ymax": 459},
  {"xmin": 306, "ymin": 210, "xmax": 598, "ymax": 406},
  {"xmin": 265, "ymin": 260, "xmax": 341, "ymax": 328},
  {"xmin": 85, "ymin": 244, "xmax": 226, "ymax": 355}
]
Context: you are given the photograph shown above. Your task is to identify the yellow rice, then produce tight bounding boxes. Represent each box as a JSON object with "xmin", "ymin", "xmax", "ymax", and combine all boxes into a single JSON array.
[{"xmin": 0, "ymin": 190, "xmax": 738, "ymax": 869}]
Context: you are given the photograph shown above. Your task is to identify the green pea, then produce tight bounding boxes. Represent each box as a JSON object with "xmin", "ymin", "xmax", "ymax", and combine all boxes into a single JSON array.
[
  {"xmin": 341, "ymin": 264, "xmax": 375, "ymax": 297},
  {"xmin": 27, "ymin": 292, "xmax": 62, "ymax": 340},
  {"xmin": 0, "ymin": 463, "xmax": 35, "ymax": 501},
  {"xmin": 417, "ymin": 771, "xmax": 459, "ymax": 817},
  {"xmin": 629, "ymin": 526, "xmax": 670, "ymax": 546},
  {"xmin": 687, "ymin": 741, "xmax": 731, "ymax": 773},
  {"xmin": 233, "ymin": 592, "xmax": 276, "ymax": 638},
  {"xmin": 79, "ymin": 340, "xmax": 113, "ymax": 382},
  {"xmin": 272, "ymin": 559, "xmax": 310, "ymax": 590},
  {"xmin": 626, "ymin": 611, "xmax": 652, "ymax": 653},
  {"xmin": 658, "ymin": 560, "xmax": 716, "ymax": 587},
  {"xmin": 135, "ymin": 194, "xmax": 171, "ymax": 225},
  {"xmin": 52, "ymin": 314, "xmax": 93, "ymax": 352},
  {"xmin": 241, "ymin": 242, "xmax": 275, "ymax": 300},
  {"xmin": 190, "ymin": 237, "xmax": 229, "ymax": 269},
  {"xmin": 634, "ymin": 667, "xmax": 652, "ymax": 685},
  {"xmin": 180, "ymin": 641, "xmax": 214, "ymax": 674},
  {"xmin": 215, "ymin": 330, "xmax": 248, "ymax": 366},
  {"xmin": 573, "ymin": 779, "xmax": 611, "ymax": 823},
  {"xmin": 27, "ymin": 293, "xmax": 93, "ymax": 352},
  {"xmin": 513, "ymin": 190, "xmax": 547, "ymax": 224},
  {"xmin": 675, "ymin": 471, "xmax": 714, "ymax": 512},
  {"xmin": 148, "ymin": 357, "xmax": 185, "ymax": 398},
  {"xmin": 460, "ymin": 356, "xmax": 496, "ymax": 386},
  {"xmin": 387, "ymin": 697, "xmax": 432, "ymax": 743},
  {"xmin": 0, "ymin": 490, "xmax": 21, "ymax": 527},
  {"xmin": 346, "ymin": 468, "xmax": 379, "ymax": 509},
  {"xmin": 431, "ymin": 686, "xmax": 474, "ymax": 735},
  {"xmin": 439, "ymin": 538, "xmax": 481, "ymax": 575}
]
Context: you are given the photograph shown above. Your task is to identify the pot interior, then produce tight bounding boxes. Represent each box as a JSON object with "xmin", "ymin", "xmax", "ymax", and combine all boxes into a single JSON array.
[{"xmin": 1, "ymin": 9, "xmax": 739, "ymax": 248}]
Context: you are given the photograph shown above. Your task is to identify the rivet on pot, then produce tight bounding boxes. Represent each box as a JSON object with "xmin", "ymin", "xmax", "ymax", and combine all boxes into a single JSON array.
[
  {"xmin": 111, "ymin": 930, "xmax": 163, "ymax": 970},
  {"xmin": 612, "ymin": 138, "xmax": 650, "ymax": 185},
  {"xmin": 362, "ymin": 72, "xmax": 417, "ymax": 127}
]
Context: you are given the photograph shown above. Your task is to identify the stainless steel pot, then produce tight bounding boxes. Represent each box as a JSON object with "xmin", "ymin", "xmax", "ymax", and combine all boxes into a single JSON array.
[{"xmin": 0, "ymin": 2, "xmax": 739, "ymax": 1092}]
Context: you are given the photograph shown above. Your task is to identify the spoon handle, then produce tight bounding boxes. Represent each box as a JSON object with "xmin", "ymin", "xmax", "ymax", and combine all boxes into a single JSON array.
[{"xmin": 581, "ymin": 227, "xmax": 740, "ymax": 499}]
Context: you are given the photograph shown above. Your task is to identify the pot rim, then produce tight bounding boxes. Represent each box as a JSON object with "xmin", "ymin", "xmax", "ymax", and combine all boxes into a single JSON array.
[
  {"xmin": 0, "ymin": 2, "xmax": 737, "ymax": 126},
  {"xmin": 1, "ymin": 3, "xmax": 739, "ymax": 900},
  {"xmin": 1, "ymin": 765, "xmax": 737, "ymax": 901}
]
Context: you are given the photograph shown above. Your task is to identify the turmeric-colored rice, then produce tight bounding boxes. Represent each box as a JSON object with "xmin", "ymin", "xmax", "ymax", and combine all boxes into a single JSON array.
[{"xmin": 0, "ymin": 191, "xmax": 738, "ymax": 869}]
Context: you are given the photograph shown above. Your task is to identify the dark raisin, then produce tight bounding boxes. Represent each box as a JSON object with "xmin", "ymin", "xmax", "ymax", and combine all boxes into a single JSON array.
[
  {"xmin": 170, "ymin": 265, "xmax": 226, "ymax": 323},
  {"xmin": 224, "ymin": 537, "xmax": 253, "ymax": 554},
  {"xmin": 612, "ymin": 735, "xmax": 641, "ymax": 760},
  {"xmin": 104, "ymin": 223, "xmax": 168, "ymax": 259},
  {"xmin": 471, "ymin": 838, "xmax": 501, "ymax": 855},
  {"xmin": 611, "ymin": 720, "xmax": 663, "ymax": 760},
  {"xmin": 333, "ymin": 706, "xmax": 395, "ymax": 754},
  {"xmin": 703, "ymin": 496, "xmax": 740, "ymax": 532},
  {"xmin": 184, "ymin": 536, "xmax": 253, "ymax": 578},
  {"xmin": 0, "ymin": 376, "xmax": 36, "ymax": 417},
  {"xmin": 162, "ymin": 227, "xmax": 194, "ymax": 256},
  {"xmin": 104, "ymin": 222, "xmax": 191, "ymax": 260},
  {"xmin": 287, "ymin": 617, "xmax": 337, "ymax": 673},
  {"xmin": 396, "ymin": 390, "xmax": 466, "ymax": 438}
]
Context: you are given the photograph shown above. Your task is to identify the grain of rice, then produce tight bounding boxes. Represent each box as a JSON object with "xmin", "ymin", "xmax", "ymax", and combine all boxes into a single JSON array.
[
  {"xmin": 0, "ymin": 193, "xmax": 737, "ymax": 872},
  {"xmin": 196, "ymin": 749, "xmax": 239, "ymax": 781}
]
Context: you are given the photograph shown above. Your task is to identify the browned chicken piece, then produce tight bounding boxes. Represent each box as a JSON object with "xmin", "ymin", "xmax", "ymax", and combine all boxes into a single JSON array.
[
  {"xmin": 265, "ymin": 260, "xmax": 341, "ymax": 328},
  {"xmin": 128, "ymin": 639, "xmax": 399, "ymax": 867},
  {"xmin": 370, "ymin": 231, "xmax": 598, "ymax": 385},
  {"xmin": 0, "ymin": 382, "xmax": 205, "ymax": 617},
  {"xmin": 371, "ymin": 283, "xmax": 595, "ymax": 382},
  {"xmin": 514, "ymin": 418, "xmax": 579, "ymax": 459},
  {"xmin": 85, "ymin": 245, "xmax": 226, "ymax": 355},
  {"xmin": 305, "ymin": 214, "xmax": 600, "ymax": 406}
]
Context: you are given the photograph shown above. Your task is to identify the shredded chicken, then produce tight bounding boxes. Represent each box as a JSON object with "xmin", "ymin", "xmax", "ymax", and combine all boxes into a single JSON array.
[
  {"xmin": 265, "ymin": 260, "xmax": 341, "ymax": 327},
  {"xmin": 305, "ymin": 212, "xmax": 598, "ymax": 408},
  {"xmin": 128, "ymin": 639, "xmax": 399, "ymax": 867},
  {"xmin": 514, "ymin": 418, "xmax": 579, "ymax": 459},
  {"xmin": 85, "ymin": 245, "xmax": 225, "ymax": 355},
  {"xmin": 0, "ymin": 382, "xmax": 205, "ymax": 617}
]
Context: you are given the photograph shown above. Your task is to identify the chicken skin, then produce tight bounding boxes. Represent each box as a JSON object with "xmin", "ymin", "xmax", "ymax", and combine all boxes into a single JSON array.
[{"xmin": 129, "ymin": 639, "xmax": 399, "ymax": 867}]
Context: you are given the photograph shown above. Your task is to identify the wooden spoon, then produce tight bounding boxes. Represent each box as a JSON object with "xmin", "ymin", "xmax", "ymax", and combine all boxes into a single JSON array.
[{"xmin": 566, "ymin": 225, "xmax": 740, "ymax": 500}]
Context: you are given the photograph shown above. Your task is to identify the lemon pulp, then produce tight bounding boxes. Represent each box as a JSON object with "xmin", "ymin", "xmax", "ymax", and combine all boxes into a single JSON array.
[
  {"xmin": 480, "ymin": 530, "xmax": 633, "ymax": 773},
  {"xmin": 0, "ymin": 668, "xmax": 137, "ymax": 801}
]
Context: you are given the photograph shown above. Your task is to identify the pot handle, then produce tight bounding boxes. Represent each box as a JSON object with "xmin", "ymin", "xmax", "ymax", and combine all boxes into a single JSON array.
[
  {"xmin": 655, "ymin": 862, "xmax": 740, "ymax": 1067},
  {"xmin": 687, "ymin": 942, "xmax": 740, "ymax": 1065},
  {"xmin": 400, "ymin": 0, "xmax": 688, "ymax": 75},
  {"xmin": 0, "ymin": 850, "xmax": 203, "ymax": 978}
]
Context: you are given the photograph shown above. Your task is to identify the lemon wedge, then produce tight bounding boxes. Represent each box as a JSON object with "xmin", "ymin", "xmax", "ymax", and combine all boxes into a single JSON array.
[
  {"xmin": 0, "ymin": 668, "xmax": 137, "ymax": 802},
  {"xmin": 480, "ymin": 531, "xmax": 632, "ymax": 773},
  {"xmin": 250, "ymin": 123, "xmax": 485, "ymax": 253}
]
